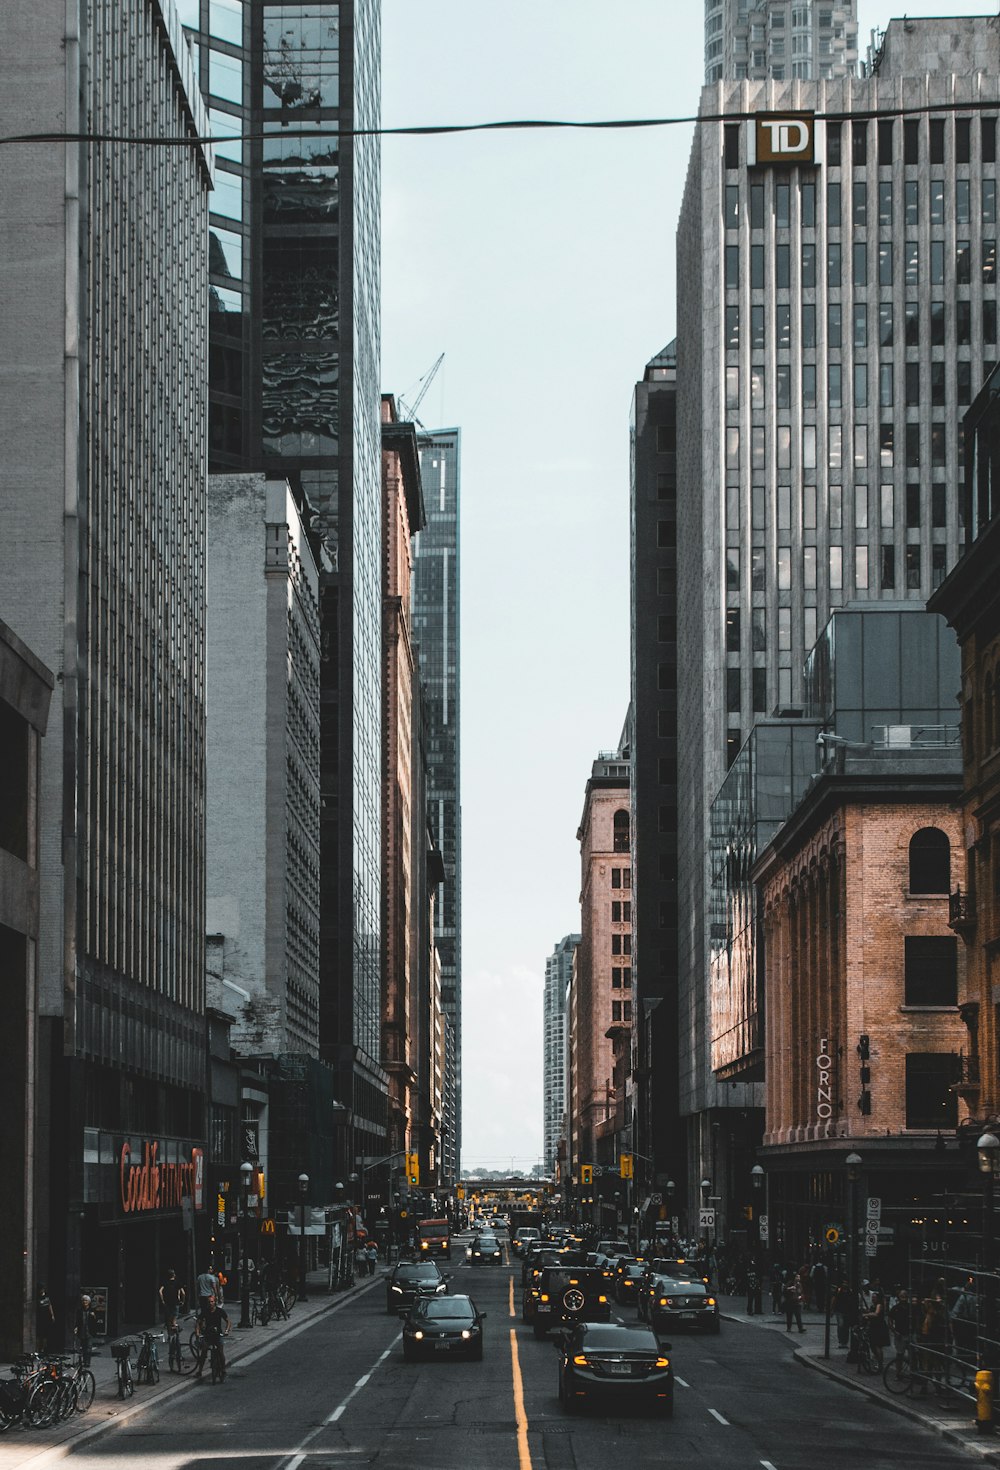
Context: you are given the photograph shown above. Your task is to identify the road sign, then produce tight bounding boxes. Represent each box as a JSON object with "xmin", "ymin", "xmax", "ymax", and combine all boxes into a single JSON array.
[
  {"xmin": 699, "ymin": 1208, "xmax": 716, "ymax": 1230},
  {"xmin": 825, "ymin": 1226, "xmax": 840, "ymax": 1245},
  {"xmin": 649, "ymin": 1192, "xmax": 662, "ymax": 1206},
  {"xmin": 759, "ymin": 1213, "xmax": 769, "ymax": 1244},
  {"xmin": 866, "ymin": 1196, "xmax": 882, "ymax": 1222}
]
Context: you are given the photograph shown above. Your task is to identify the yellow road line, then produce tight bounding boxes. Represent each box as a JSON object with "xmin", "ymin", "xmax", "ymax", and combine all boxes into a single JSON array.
[
  {"xmin": 509, "ymin": 1276, "xmax": 515, "ymax": 1317},
  {"xmin": 509, "ymin": 1328, "xmax": 533, "ymax": 1470}
]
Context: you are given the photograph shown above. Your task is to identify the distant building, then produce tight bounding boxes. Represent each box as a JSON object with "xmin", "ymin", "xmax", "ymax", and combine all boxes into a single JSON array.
[
  {"xmin": 413, "ymin": 429, "xmax": 462, "ymax": 1182},
  {"xmin": 705, "ymin": 0, "xmax": 858, "ymax": 85},
  {"xmin": 544, "ymin": 936, "xmax": 580, "ymax": 1177}
]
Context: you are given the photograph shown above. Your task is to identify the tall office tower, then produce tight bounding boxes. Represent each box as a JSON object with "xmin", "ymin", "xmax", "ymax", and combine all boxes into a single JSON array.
[
  {"xmin": 543, "ymin": 936, "xmax": 580, "ymax": 1177},
  {"xmin": 185, "ymin": 0, "xmax": 387, "ymax": 1165},
  {"xmin": 413, "ymin": 430, "xmax": 462, "ymax": 1181},
  {"xmin": 572, "ymin": 749, "xmax": 633, "ymax": 1175},
  {"xmin": 0, "ymin": 0, "xmax": 211, "ymax": 1340},
  {"xmin": 676, "ymin": 16, "xmax": 999, "ymax": 1220},
  {"xmin": 205, "ymin": 475, "xmax": 322, "ymax": 1057},
  {"xmin": 629, "ymin": 345, "xmax": 684, "ymax": 1198},
  {"xmin": 705, "ymin": 1, "xmax": 858, "ymax": 85}
]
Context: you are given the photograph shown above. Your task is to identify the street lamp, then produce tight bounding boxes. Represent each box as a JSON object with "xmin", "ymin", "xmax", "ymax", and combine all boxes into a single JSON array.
[
  {"xmin": 238, "ymin": 1161, "xmax": 253, "ymax": 1328},
  {"xmin": 978, "ymin": 1134, "xmax": 999, "ymax": 1272},
  {"xmin": 846, "ymin": 1153, "xmax": 862, "ymax": 1316},
  {"xmin": 297, "ymin": 1173, "xmax": 310, "ymax": 1301}
]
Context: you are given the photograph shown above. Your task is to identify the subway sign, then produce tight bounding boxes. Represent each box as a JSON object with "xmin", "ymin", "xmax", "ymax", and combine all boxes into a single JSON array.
[{"xmin": 749, "ymin": 112, "xmax": 816, "ymax": 167}]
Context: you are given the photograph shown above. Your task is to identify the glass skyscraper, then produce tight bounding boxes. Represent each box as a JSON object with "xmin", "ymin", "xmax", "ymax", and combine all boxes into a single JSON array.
[
  {"xmin": 185, "ymin": 0, "xmax": 387, "ymax": 1158},
  {"xmin": 413, "ymin": 429, "xmax": 462, "ymax": 1179}
]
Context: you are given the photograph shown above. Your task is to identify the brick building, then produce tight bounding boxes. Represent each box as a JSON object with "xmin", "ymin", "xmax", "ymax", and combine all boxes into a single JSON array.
[{"xmin": 755, "ymin": 753, "xmax": 970, "ymax": 1270}]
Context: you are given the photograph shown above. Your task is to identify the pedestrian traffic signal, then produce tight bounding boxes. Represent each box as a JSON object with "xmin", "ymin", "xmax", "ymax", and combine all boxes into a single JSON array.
[
  {"xmin": 619, "ymin": 1154, "xmax": 633, "ymax": 1179},
  {"xmin": 406, "ymin": 1151, "xmax": 420, "ymax": 1185},
  {"xmin": 580, "ymin": 1164, "xmax": 593, "ymax": 1185}
]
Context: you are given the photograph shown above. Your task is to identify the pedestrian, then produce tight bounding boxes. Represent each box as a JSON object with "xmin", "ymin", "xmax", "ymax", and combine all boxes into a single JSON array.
[
  {"xmin": 797, "ymin": 1262, "xmax": 812, "ymax": 1309},
  {"xmin": 948, "ymin": 1276, "xmax": 977, "ymax": 1352},
  {"xmin": 746, "ymin": 1258, "xmax": 762, "ymax": 1316},
  {"xmin": 194, "ymin": 1293, "xmax": 231, "ymax": 1379},
  {"xmin": 196, "ymin": 1267, "xmax": 219, "ymax": 1318},
  {"xmin": 74, "ymin": 1294, "xmax": 96, "ymax": 1367},
  {"xmin": 864, "ymin": 1287, "xmax": 891, "ymax": 1370},
  {"xmin": 159, "ymin": 1268, "xmax": 185, "ymax": 1331},
  {"xmin": 832, "ymin": 1281, "xmax": 853, "ymax": 1348},
  {"xmin": 356, "ymin": 1242, "xmax": 370, "ymax": 1277},
  {"xmin": 366, "ymin": 1242, "xmax": 378, "ymax": 1275},
  {"xmin": 810, "ymin": 1258, "xmax": 827, "ymax": 1314},
  {"xmin": 35, "ymin": 1285, "xmax": 55, "ymax": 1353},
  {"xmin": 769, "ymin": 1259, "xmax": 784, "ymax": 1315},
  {"xmin": 782, "ymin": 1269, "xmax": 805, "ymax": 1333},
  {"xmin": 888, "ymin": 1286, "xmax": 913, "ymax": 1364}
]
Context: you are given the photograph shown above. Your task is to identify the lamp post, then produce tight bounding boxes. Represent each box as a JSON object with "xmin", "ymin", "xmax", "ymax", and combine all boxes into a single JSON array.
[
  {"xmin": 665, "ymin": 1180, "xmax": 676, "ymax": 1243},
  {"xmin": 700, "ymin": 1177, "xmax": 714, "ymax": 1259},
  {"xmin": 751, "ymin": 1164, "xmax": 765, "ymax": 1262},
  {"xmin": 238, "ymin": 1161, "xmax": 253, "ymax": 1328},
  {"xmin": 297, "ymin": 1173, "xmax": 309, "ymax": 1301},
  {"xmin": 846, "ymin": 1152, "xmax": 862, "ymax": 1320}
]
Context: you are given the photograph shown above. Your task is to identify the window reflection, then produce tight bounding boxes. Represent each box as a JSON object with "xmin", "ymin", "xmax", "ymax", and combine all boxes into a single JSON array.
[
  {"xmin": 209, "ymin": 0, "xmax": 242, "ymax": 44},
  {"xmin": 211, "ymin": 168, "xmax": 243, "ymax": 220},
  {"xmin": 210, "ymin": 109, "xmax": 243, "ymax": 164},
  {"xmin": 210, "ymin": 225, "xmax": 242, "ymax": 279},
  {"xmin": 263, "ymin": 5, "xmax": 340, "ymax": 112},
  {"xmin": 261, "ymin": 351, "xmax": 338, "ymax": 455},
  {"xmin": 262, "ymin": 239, "xmax": 338, "ymax": 339},
  {"xmin": 263, "ymin": 125, "xmax": 338, "ymax": 222},
  {"xmin": 209, "ymin": 48, "xmax": 243, "ymax": 104}
]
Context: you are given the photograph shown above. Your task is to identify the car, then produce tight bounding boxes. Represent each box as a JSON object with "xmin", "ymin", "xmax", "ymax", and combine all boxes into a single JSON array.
[
  {"xmin": 614, "ymin": 1261, "xmax": 647, "ymax": 1305},
  {"xmin": 402, "ymin": 1293, "xmax": 486, "ymax": 1361},
  {"xmin": 531, "ymin": 1265, "xmax": 612, "ymax": 1339},
  {"xmin": 521, "ymin": 1245, "xmax": 564, "ymax": 1285},
  {"xmin": 641, "ymin": 1256, "xmax": 710, "ymax": 1289},
  {"xmin": 385, "ymin": 1260, "xmax": 448, "ymax": 1314},
  {"xmin": 512, "ymin": 1226, "xmax": 541, "ymax": 1256},
  {"xmin": 647, "ymin": 1276, "xmax": 720, "ymax": 1335},
  {"xmin": 610, "ymin": 1256, "xmax": 646, "ymax": 1293},
  {"xmin": 467, "ymin": 1233, "xmax": 503, "ymax": 1264},
  {"xmin": 595, "ymin": 1239, "xmax": 632, "ymax": 1262},
  {"xmin": 557, "ymin": 1321, "xmax": 674, "ymax": 1416}
]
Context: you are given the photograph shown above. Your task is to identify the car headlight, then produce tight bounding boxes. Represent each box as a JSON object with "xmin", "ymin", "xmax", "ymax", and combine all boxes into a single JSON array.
[
  {"xmin": 391, "ymin": 1286, "xmax": 403, "ymax": 1294},
  {"xmin": 414, "ymin": 1331, "xmax": 423, "ymax": 1340},
  {"xmin": 461, "ymin": 1330, "xmax": 471, "ymax": 1340}
]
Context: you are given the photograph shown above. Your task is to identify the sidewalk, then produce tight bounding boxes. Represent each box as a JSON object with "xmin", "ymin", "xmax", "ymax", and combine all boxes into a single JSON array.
[
  {"xmin": 0, "ymin": 1271, "xmax": 377, "ymax": 1470},
  {"xmin": 721, "ymin": 1297, "xmax": 1000, "ymax": 1466}
]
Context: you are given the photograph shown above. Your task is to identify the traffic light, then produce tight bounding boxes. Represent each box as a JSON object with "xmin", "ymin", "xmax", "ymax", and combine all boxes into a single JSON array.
[
  {"xmin": 619, "ymin": 1154, "xmax": 633, "ymax": 1180},
  {"xmin": 580, "ymin": 1164, "xmax": 593, "ymax": 1185},
  {"xmin": 406, "ymin": 1151, "xmax": 420, "ymax": 1185}
]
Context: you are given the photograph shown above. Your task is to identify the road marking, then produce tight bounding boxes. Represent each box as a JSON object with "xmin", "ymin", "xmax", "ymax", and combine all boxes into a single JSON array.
[
  {"xmin": 674, "ymin": 1375, "xmax": 690, "ymax": 1388},
  {"xmin": 509, "ymin": 1327, "xmax": 534, "ymax": 1470},
  {"xmin": 509, "ymin": 1276, "xmax": 515, "ymax": 1317},
  {"xmin": 709, "ymin": 1408, "xmax": 730, "ymax": 1425},
  {"xmin": 275, "ymin": 1334, "xmax": 400, "ymax": 1464},
  {"xmin": 761, "ymin": 1461, "xmax": 779, "ymax": 1470},
  {"xmin": 355, "ymin": 1373, "xmax": 371, "ymax": 1387}
]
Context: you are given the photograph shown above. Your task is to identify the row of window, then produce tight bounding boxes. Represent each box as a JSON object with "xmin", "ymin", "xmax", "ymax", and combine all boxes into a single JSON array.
[
  {"xmin": 727, "ymin": 416, "xmax": 980, "ymax": 472},
  {"xmin": 611, "ymin": 1001, "xmax": 633, "ymax": 1023},
  {"xmin": 725, "ymin": 178, "xmax": 999, "ymax": 233},
  {"xmin": 725, "ymin": 238, "xmax": 997, "ymax": 293},
  {"xmin": 725, "ymin": 482, "xmax": 951, "ymax": 534},
  {"xmin": 611, "ymin": 967, "xmax": 632, "ymax": 989},
  {"xmin": 723, "ymin": 542, "xmax": 947, "ymax": 607},
  {"xmin": 611, "ymin": 933, "xmax": 632, "ymax": 956},
  {"xmin": 725, "ymin": 299, "xmax": 999, "ymax": 353},
  {"xmin": 730, "ymin": 362, "xmax": 980, "ymax": 415},
  {"xmin": 610, "ymin": 901, "xmax": 631, "ymax": 922},
  {"xmin": 723, "ymin": 116, "xmax": 998, "ymax": 172}
]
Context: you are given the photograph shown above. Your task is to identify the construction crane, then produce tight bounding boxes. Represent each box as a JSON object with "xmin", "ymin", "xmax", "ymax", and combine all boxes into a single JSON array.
[{"xmin": 398, "ymin": 353, "xmax": 444, "ymax": 428}]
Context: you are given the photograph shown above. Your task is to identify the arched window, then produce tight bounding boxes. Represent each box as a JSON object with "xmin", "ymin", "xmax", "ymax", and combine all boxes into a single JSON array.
[
  {"xmin": 909, "ymin": 827, "xmax": 951, "ymax": 894},
  {"xmin": 613, "ymin": 809, "xmax": 630, "ymax": 853}
]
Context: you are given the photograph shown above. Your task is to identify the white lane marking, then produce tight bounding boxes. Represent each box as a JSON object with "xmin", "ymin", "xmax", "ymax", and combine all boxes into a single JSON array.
[
  {"xmin": 276, "ymin": 1332, "xmax": 401, "ymax": 1459},
  {"xmin": 355, "ymin": 1373, "xmax": 371, "ymax": 1387},
  {"xmin": 674, "ymin": 1375, "xmax": 690, "ymax": 1388},
  {"xmin": 709, "ymin": 1408, "xmax": 730, "ymax": 1425},
  {"xmin": 761, "ymin": 1461, "xmax": 779, "ymax": 1470},
  {"xmin": 286, "ymin": 1459, "xmax": 305, "ymax": 1470}
]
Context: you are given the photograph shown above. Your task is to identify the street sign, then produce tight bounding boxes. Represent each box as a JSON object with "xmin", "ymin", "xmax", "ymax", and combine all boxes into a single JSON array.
[
  {"xmin": 865, "ymin": 1234, "xmax": 879, "ymax": 1258},
  {"xmin": 649, "ymin": 1192, "xmax": 662, "ymax": 1206},
  {"xmin": 759, "ymin": 1213, "xmax": 769, "ymax": 1244},
  {"xmin": 866, "ymin": 1196, "xmax": 882, "ymax": 1222},
  {"xmin": 699, "ymin": 1208, "xmax": 716, "ymax": 1230}
]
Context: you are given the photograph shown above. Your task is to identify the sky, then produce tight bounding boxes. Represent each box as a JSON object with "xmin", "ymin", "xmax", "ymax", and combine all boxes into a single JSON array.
[{"xmin": 379, "ymin": 0, "xmax": 993, "ymax": 1174}]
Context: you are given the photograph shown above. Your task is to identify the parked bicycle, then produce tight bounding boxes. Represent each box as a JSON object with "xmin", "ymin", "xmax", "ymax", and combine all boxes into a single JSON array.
[
  {"xmin": 111, "ymin": 1338, "xmax": 136, "ymax": 1398},
  {"xmin": 168, "ymin": 1314, "xmax": 195, "ymax": 1373},
  {"xmin": 0, "ymin": 1352, "xmax": 95, "ymax": 1429},
  {"xmin": 883, "ymin": 1339, "xmax": 976, "ymax": 1399},
  {"xmin": 848, "ymin": 1323, "xmax": 880, "ymax": 1375},
  {"xmin": 135, "ymin": 1331, "xmax": 161, "ymax": 1385}
]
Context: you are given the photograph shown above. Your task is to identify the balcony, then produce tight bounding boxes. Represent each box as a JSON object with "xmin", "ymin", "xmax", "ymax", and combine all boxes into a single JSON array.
[
  {"xmin": 949, "ymin": 885, "xmax": 977, "ymax": 937},
  {"xmin": 951, "ymin": 1050, "xmax": 981, "ymax": 1100}
]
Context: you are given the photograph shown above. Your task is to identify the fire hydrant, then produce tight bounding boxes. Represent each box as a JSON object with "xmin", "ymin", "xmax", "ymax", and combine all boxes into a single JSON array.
[{"xmin": 975, "ymin": 1369, "xmax": 994, "ymax": 1433}]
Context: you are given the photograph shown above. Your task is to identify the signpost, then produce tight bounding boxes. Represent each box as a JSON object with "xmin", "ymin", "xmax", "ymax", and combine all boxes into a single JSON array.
[
  {"xmin": 865, "ymin": 1196, "xmax": 881, "ymax": 1259},
  {"xmin": 699, "ymin": 1208, "xmax": 716, "ymax": 1232},
  {"xmin": 759, "ymin": 1213, "xmax": 769, "ymax": 1245}
]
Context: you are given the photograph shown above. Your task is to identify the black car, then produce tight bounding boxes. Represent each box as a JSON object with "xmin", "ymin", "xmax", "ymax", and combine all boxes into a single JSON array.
[
  {"xmin": 386, "ymin": 1260, "xmax": 448, "ymax": 1314},
  {"xmin": 532, "ymin": 1265, "xmax": 612, "ymax": 1339},
  {"xmin": 557, "ymin": 1321, "xmax": 674, "ymax": 1415},
  {"xmin": 467, "ymin": 1233, "xmax": 503, "ymax": 1264},
  {"xmin": 647, "ymin": 1276, "xmax": 720, "ymax": 1335},
  {"xmin": 402, "ymin": 1294, "xmax": 486, "ymax": 1361},
  {"xmin": 521, "ymin": 1245, "xmax": 564, "ymax": 1286},
  {"xmin": 614, "ymin": 1262, "xmax": 647, "ymax": 1305}
]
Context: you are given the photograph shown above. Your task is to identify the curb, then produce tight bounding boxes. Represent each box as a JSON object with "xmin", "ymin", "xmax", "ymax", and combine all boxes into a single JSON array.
[{"xmin": 0, "ymin": 1277, "xmax": 378, "ymax": 1470}]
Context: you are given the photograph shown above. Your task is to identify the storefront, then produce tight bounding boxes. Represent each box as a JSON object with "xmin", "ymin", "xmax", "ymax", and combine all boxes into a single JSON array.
[{"xmin": 80, "ymin": 1130, "xmax": 207, "ymax": 1335}]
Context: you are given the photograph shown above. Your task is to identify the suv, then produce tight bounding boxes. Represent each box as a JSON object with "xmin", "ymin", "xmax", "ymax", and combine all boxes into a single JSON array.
[
  {"xmin": 531, "ymin": 1265, "xmax": 612, "ymax": 1339},
  {"xmin": 386, "ymin": 1260, "xmax": 448, "ymax": 1314},
  {"xmin": 511, "ymin": 1226, "xmax": 541, "ymax": 1256}
]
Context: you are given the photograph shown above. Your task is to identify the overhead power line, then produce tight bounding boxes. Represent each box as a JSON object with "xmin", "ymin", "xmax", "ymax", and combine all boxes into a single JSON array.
[{"xmin": 2, "ymin": 97, "xmax": 1000, "ymax": 150}]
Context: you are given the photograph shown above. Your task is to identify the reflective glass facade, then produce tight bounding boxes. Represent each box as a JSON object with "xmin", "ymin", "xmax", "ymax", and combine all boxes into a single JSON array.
[{"xmin": 413, "ymin": 429, "xmax": 462, "ymax": 1175}]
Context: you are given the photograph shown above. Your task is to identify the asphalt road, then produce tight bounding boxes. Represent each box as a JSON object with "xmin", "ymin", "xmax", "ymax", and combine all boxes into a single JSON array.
[{"xmin": 11, "ymin": 1236, "xmax": 976, "ymax": 1470}]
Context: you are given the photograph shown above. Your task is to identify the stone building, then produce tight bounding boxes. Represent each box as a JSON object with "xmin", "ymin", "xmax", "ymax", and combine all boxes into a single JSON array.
[{"xmin": 704, "ymin": 0, "xmax": 858, "ymax": 86}]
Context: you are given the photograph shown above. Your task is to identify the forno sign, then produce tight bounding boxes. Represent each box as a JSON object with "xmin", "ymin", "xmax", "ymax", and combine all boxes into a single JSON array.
[{"xmin": 749, "ymin": 112, "xmax": 816, "ymax": 167}]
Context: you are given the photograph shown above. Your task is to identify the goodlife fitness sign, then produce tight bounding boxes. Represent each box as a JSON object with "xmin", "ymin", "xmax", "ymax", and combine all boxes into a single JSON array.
[{"xmin": 748, "ymin": 112, "xmax": 816, "ymax": 167}]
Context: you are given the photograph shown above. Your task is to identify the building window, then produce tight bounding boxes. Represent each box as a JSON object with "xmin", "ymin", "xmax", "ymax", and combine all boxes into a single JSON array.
[
  {"xmin": 612, "ymin": 1001, "xmax": 622, "ymax": 1022},
  {"xmin": 881, "ymin": 545, "xmax": 895, "ymax": 590},
  {"xmin": 905, "ymin": 1054, "xmax": 959, "ymax": 1128},
  {"xmin": 612, "ymin": 902, "xmax": 621, "ymax": 923},
  {"xmin": 726, "ymin": 608, "xmax": 741, "ymax": 653},
  {"xmin": 904, "ymin": 936, "xmax": 958, "ymax": 1006},
  {"xmin": 909, "ymin": 828, "xmax": 951, "ymax": 894},
  {"xmin": 613, "ymin": 809, "xmax": 629, "ymax": 853},
  {"xmin": 611, "ymin": 868, "xmax": 622, "ymax": 889},
  {"xmin": 612, "ymin": 934, "xmax": 622, "ymax": 955},
  {"xmin": 612, "ymin": 967, "xmax": 622, "ymax": 989}
]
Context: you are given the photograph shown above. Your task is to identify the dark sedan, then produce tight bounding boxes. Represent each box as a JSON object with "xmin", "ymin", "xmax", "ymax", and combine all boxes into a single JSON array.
[
  {"xmin": 557, "ymin": 1321, "xmax": 674, "ymax": 1415},
  {"xmin": 402, "ymin": 1294, "xmax": 486, "ymax": 1361},
  {"xmin": 648, "ymin": 1276, "xmax": 720, "ymax": 1335},
  {"xmin": 614, "ymin": 1262, "xmax": 647, "ymax": 1305},
  {"xmin": 467, "ymin": 1233, "xmax": 503, "ymax": 1264},
  {"xmin": 385, "ymin": 1260, "xmax": 448, "ymax": 1314}
]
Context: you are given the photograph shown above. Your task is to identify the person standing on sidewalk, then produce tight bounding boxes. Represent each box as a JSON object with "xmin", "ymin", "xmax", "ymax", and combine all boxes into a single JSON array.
[
  {"xmin": 831, "ymin": 1281, "xmax": 852, "ymax": 1348},
  {"xmin": 782, "ymin": 1270, "xmax": 805, "ymax": 1333},
  {"xmin": 769, "ymin": 1259, "xmax": 784, "ymax": 1315},
  {"xmin": 74, "ymin": 1294, "xmax": 96, "ymax": 1367},
  {"xmin": 196, "ymin": 1268, "xmax": 220, "ymax": 1319},
  {"xmin": 888, "ymin": 1286, "xmax": 913, "ymax": 1364}
]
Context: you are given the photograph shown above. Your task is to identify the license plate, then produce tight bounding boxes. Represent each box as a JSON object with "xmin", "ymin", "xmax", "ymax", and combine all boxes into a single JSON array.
[
  {"xmin": 678, "ymin": 1312, "xmax": 697, "ymax": 1320},
  {"xmin": 606, "ymin": 1362, "xmax": 631, "ymax": 1375},
  {"xmin": 434, "ymin": 1342, "xmax": 451, "ymax": 1351}
]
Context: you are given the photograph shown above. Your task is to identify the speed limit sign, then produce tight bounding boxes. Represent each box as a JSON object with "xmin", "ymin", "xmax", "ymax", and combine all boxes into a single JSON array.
[{"xmin": 699, "ymin": 1208, "xmax": 716, "ymax": 1230}]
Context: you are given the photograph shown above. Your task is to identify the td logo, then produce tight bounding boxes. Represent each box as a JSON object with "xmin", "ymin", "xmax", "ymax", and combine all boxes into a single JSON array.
[{"xmin": 753, "ymin": 113, "xmax": 816, "ymax": 166}]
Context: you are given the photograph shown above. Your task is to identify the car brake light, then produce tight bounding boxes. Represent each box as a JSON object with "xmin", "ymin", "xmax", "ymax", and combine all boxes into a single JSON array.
[
  {"xmin": 540, "ymin": 1294, "xmax": 549, "ymax": 1303},
  {"xmin": 598, "ymin": 1295, "xmax": 607, "ymax": 1303},
  {"xmin": 659, "ymin": 1298, "xmax": 670, "ymax": 1306},
  {"xmin": 707, "ymin": 1297, "xmax": 716, "ymax": 1306}
]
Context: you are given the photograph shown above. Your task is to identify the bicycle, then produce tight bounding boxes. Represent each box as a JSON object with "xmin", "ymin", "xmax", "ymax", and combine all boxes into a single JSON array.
[
  {"xmin": 167, "ymin": 1316, "xmax": 194, "ymax": 1373},
  {"xmin": 849, "ymin": 1324, "xmax": 881, "ymax": 1375},
  {"xmin": 135, "ymin": 1331, "xmax": 161, "ymax": 1385},
  {"xmin": 111, "ymin": 1339, "xmax": 136, "ymax": 1398}
]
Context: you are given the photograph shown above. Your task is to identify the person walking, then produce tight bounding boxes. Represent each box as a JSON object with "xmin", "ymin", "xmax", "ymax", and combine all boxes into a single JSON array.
[
  {"xmin": 35, "ymin": 1285, "xmax": 55, "ymax": 1353},
  {"xmin": 782, "ymin": 1270, "xmax": 805, "ymax": 1333},
  {"xmin": 746, "ymin": 1259, "xmax": 763, "ymax": 1316},
  {"xmin": 864, "ymin": 1287, "xmax": 891, "ymax": 1370},
  {"xmin": 365, "ymin": 1242, "xmax": 378, "ymax": 1275},
  {"xmin": 74, "ymin": 1294, "xmax": 96, "ymax": 1367},
  {"xmin": 918, "ymin": 1280, "xmax": 950, "ymax": 1385},
  {"xmin": 196, "ymin": 1268, "xmax": 220, "ymax": 1319},
  {"xmin": 810, "ymin": 1258, "xmax": 828, "ymax": 1314},
  {"xmin": 832, "ymin": 1281, "xmax": 852, "ymax": 1348},
  {"xmin": 159, "ymin": 1269, "xmax": 185, "ymax": 1332}
]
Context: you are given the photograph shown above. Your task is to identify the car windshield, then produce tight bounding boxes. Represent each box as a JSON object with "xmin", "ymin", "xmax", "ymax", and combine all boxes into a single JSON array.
[
  {"xmin": 397, "ymin": 1265, "xmax": 441, "ymax": 1281},
  {"xmin": 418, "ymin": 1299, "xmax": 474, "ymax": 1321},
  {"xmin": 476, "ymin": 1236, "xmax": 498, "ymax": 1247},
  {"xmin": 579, "ymin": 1324, "xmax": 658, "ymax": 1351},
  {"xmin": 660, "ymin": 1279, "xmax": 707, "ymax": 1296}
]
